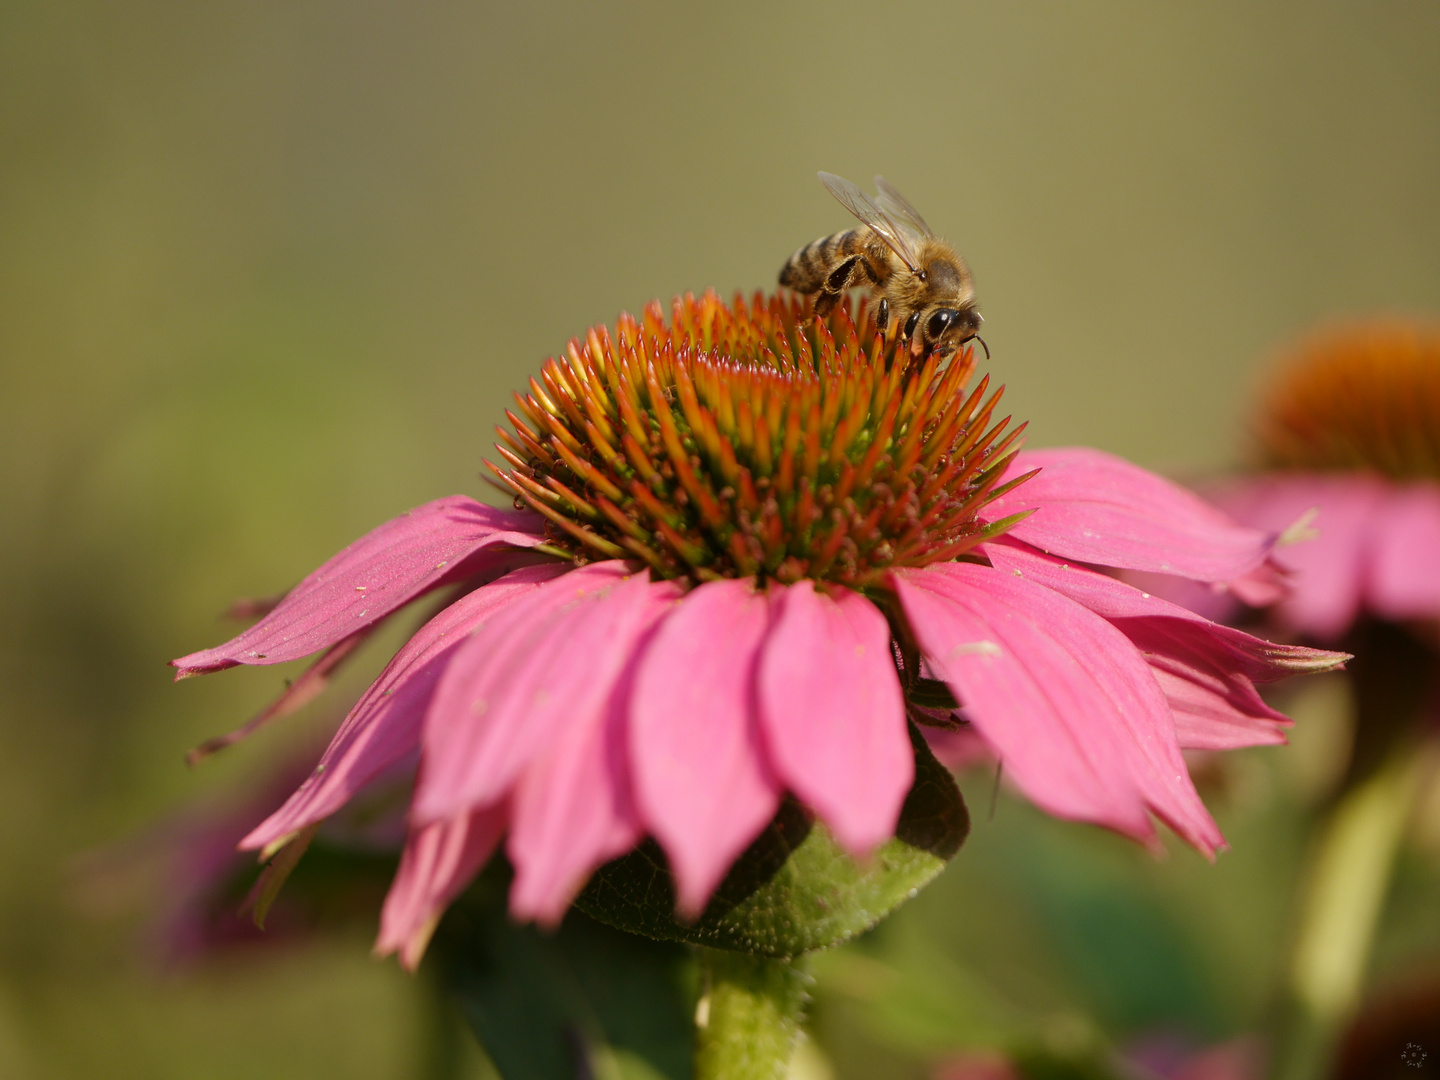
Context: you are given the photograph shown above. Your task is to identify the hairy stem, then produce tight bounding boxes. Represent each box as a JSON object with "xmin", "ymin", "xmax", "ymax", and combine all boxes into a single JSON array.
[{"xmin": 693, "ymin": 948, "xmax": 811, "ymax": 1080}]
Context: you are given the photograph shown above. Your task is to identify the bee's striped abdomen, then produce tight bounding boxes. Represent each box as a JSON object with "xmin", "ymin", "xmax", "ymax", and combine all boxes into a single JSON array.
[{"xmin": 779, "ymin": 229, "xmax": 867, "ymax": 293}]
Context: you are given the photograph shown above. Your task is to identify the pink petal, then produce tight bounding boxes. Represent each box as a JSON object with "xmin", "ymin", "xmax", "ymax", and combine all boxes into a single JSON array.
[
  {"xmin": 172, "ymin": 498, "xmax": 546, "ymax": 677},
  {"xmin": 505, "ymin": 578, "xmax": 684, "ymax": 926},
  {"xmin": 241, "ymin": 563, "xmax": 568, "ymax": 853},
  {"xmin": 1122, "ymin": 619, "xmax": 1290, "ymax": 750},
  {"xmin": 1226, "ymin": 558, "xmax": 1291, "ymax": 609},
  {"xmin": 375, "ymin": 802, "xmax": 507, "ymax": 971},
  {"xmin": 1213, "ymin": 475, "xmax": 1387, "ymax": 641},
  {"xmin": 757, "ymin": 582, "xmax": 912, "ymax": 856},
  {"xmin": 188, "ymin": 626, "xmax": 376, "ymax": 765},
  {"xmin": 982, "ymin": 538, "xmax": 1345, "ymax": 681},
  {"xmin": 922, "ymin": 726, "xmax": 995, "ymax": 771},
  {"xmin": 1367, "ymin": 481, "xmax": 1440, "ymax": 622},
  {"xmin": 983, "ymin": 448, "xmax": 1272, "ymax": 582},
  {"xmin": 413, "ymin": 563, "xmax": 655, "ymax": 824},
  {"xmin": 893, "ymin": 562, "xmax": 1223, "ymax": 855},
  {"xmin": 629, "ymin": 578, "xmax": 782, "ymax": 918},
  {"xmin": 979, "ymin": 540, "xmax": 1343, "ymax": 750}
]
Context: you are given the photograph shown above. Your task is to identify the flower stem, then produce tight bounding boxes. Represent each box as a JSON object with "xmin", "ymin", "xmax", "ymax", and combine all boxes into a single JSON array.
[
  {"xmin": 693, "ymin": 948, "xmax": 811, "ymax": 1080},
  {"xmin": 1272, "ymin": 739, "xmax": 1437, "ymax": 1079}
]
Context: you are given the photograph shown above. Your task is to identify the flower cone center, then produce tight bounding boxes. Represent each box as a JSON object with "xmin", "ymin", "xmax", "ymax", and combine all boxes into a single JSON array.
[
  {"xmin": 489, "ymin": 290, "xmax": 1028, "ymax": 588},
  {"xmin": 1255, "ymin": 321, "xmax": 1440, "ymax": 479}
]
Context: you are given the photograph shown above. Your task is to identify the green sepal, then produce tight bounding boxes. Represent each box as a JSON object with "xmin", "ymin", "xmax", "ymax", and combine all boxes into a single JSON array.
[{"xmin": 573, "ymin": 724, "xmax": 968, "ymax": 958}]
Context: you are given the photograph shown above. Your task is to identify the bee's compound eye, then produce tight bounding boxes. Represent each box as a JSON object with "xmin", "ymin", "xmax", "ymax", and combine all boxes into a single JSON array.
[
  {"xmin": 902, "ymin": 311, "xmax": 921, "ymax": 338},
  {"xmin": 926, "ymin": 310, "xmax": 956, "ymax": 339}
]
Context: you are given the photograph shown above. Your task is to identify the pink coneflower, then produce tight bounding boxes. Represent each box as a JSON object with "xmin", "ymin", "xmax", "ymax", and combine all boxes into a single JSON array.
[
  {"xmin": 1176, "ymin": 321, "xmax": 1440, "ymax": 1077},
  {"xmin": 172, "ymin": 290, "xmax": 1342, "ymax": 968},
  {"xmin": 1198, "ymin": 321, "xmax": 1440, "ymax": 642}
]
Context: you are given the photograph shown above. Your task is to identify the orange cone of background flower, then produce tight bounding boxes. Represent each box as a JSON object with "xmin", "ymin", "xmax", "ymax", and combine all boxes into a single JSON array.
[{"xmin": 1181, "ymin": 321, "xmax": 1440, "ymax": 640}]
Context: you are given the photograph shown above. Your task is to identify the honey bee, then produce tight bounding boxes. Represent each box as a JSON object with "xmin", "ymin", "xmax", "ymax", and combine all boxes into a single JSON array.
[{"xmin": 780, "ymin": 172, "xmax": 986, "ymax": 361}]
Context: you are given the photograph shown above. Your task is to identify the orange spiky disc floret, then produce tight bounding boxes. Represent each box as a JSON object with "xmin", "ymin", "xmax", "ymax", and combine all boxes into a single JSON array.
[
  {"xmin": 1255, "ymin": 320, "xmax": 1440, "ymax": 479},
  {"xmin": 488, "ymin": 289, "xmax": 1030, "ymax": 588}
]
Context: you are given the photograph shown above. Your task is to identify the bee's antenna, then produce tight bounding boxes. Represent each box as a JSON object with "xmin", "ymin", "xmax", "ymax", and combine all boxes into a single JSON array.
[{"xmin": 969, "ymin": 334, "xmax": 990, "ymax": 360}]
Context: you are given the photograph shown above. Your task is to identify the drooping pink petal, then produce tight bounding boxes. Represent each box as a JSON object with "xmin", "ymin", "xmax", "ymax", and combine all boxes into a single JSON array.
[
  {"xmin": 506, "ymin": 578, "xmax": 684, "ymax": 926},
  {"xmin": 984, "ymin": 540, "xmax": 1307, "ymax": 749},
  {"xmin": 984, "ymin": 541, "xmax": 1330, "ymax": 754},
  {"xmin": 983, "ymin": 448, "xmax": 1272, "ymax": 582},
  {"xmin": 922, "ymin": 726, "xmax": 995, "ymax": 771},
  {"xmin": 756, "ymin": 582, "xmax": 912, "ymax": 856},
  {"xmin": 1212, "ymin": 474, "xmax": 1387, "ymax": 640},
  {"xmin": 375, "ymin": 803, "xmax": 507, "ymax": 971},
  {"xmin": 413, "ymin": 563, "xmax": 656, "ymax": 825},
  {"xmin": 172, "ymin": 498, "xmax": 547, "ymax": 677},
  {"xmin": 1120, "ymin": 619, "xmax": 1290, "ymax": 750},
  {"xmin": 241, "ymin": 563, "xmax": 569, "ymax": 853},
  {"xmin": 1367, "ymin": 481, "xmax": 1440, "ymax": 622},
  {"xmin": 982, "ymin": 538, "xmax": 1345, "ymax": 680},
  {"xmin": 187, "ymin": 625, "xmax": 377, "ymax": 765},
  {"xmin": 893, "ymin": 562, "xmax": 1223, "ymax": 855},
  {"xmin": 980, "ymin": 541, "xmax": 1315, "ymax": 749},
  {"xmin": 629, "ymin": 577, "xmax": 781, "ymax": 917}
]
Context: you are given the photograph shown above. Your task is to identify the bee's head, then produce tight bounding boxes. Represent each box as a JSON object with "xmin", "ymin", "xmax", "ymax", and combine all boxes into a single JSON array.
[{"xmin": 909, "ymin": 306, "xmax": 986, "ymax": 360}]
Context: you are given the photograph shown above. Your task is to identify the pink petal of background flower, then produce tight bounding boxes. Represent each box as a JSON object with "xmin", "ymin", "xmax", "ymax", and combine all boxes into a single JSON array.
[
  {"xmin": 1204, "ymin": 473, "xmax": 1440, "ymax": 636},
  {"xmin": 1366, "ymin": 481, "xmax": 1440, "ymax": 621}
]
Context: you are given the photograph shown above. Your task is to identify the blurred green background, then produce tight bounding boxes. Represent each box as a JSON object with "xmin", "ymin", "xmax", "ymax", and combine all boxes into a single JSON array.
[{"xmin": 3, "ymin": 2, "xmax": 1439, "ymax": 1077}]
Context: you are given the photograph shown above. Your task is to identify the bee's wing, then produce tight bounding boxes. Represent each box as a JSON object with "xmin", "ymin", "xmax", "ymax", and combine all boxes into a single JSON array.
[
  {"xmin": 873, "ymin": 175, "xmax": 935, "ymax": 237},
  {"xmin": 818, "ymin": 171, "xmax": 922, "ymax": 273}
]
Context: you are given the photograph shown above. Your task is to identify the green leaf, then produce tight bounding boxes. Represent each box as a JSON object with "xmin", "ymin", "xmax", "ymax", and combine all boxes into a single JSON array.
[
  {"xmin": 573, "ymin": 724, "xmax": 968, "ymax": 957},
  {"xmin": 432, "ymin": 865, "xmax": 695, "ymax": 1080}
]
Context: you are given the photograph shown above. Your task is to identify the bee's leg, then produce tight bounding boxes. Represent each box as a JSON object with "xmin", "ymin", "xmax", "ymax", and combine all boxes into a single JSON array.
[
  {"xmin": 812, "ymin": 256, "xmax": 863, "ymax": 320},
  {"xmin": 825, "ymin": 256, "xmax": 860, "ymax": 294},
  {"xmin": 875, "ymin": 298, "xmax": 890, "ymax": 332},
  {"xmin": 902, "ymin": 310, "xmax": 921, "ymax": 342}
]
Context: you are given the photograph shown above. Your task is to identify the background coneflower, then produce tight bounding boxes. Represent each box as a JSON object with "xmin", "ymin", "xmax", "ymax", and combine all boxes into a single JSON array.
[{"xmin": 1176, "ymin": 320, "xmax": 1440, "ymax": 1080}]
